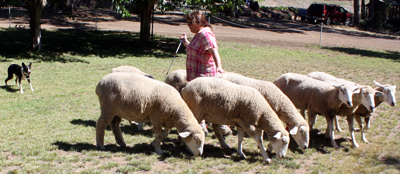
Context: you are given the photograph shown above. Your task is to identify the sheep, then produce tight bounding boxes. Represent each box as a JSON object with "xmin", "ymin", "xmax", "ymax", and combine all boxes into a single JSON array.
[
  {"xmin": 110, "ymin": 65, "xmax": 155, "ymax": 130},
  {"xmin": 353, "ymin": 80, "xmax": 396, "ymax": 144},
  {"xmin": 307, "ymin": 71, "xmax": 358, "ymax": 132},
  {"xmin": 307, "ymin": 71, "xmax": 357, "ymax": 87},
  {"xmin": 95, "ymin": 72, "xmax": 205, "ymax": 156},
  {"xmin": 181, "ymin": 77, "xmax": 290, "ymax": 163},
  {"xmin": 165, "ymin": 70, "xmax": 309, "ymax": 150},
  {"xmin": 164, "ymin": 69, "xmax": 188, "ymax": 92},
  {"xmin": 307, "ymin": 71, "xmax": 378, "ymax": 148},
  {"xmin": 111, "ymin": 65, "xmax": 154, "ymax": 79},
  {"xmin": 273, "ymin": 73, "xmax": 357, "ymax": 148},
  {"xmin": 215, "ymin": 72, "xmax": 309, "ymax": 150}
]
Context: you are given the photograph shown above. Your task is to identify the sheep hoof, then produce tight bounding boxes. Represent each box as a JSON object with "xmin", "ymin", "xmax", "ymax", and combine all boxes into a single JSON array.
[
  {"xmin": 363, "ymin": 138, "xmax": 369, "ymax": 144},
  {"xmin": 352, "ymin": 143, "xmax": 359, "ymax": 148},
  {"xmin": 264, "ymin": 158, "xmax": 272, "ymax": 164},
  {"xmin": 238, "ymin": 152, "xmax": 247, "ymax": 159},
  {"xmin": 221, "ymin": 144, "xmax": 230, "ymax": 149}
]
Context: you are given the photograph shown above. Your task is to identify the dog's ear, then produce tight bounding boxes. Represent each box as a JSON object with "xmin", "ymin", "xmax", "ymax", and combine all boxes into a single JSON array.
[
  {"xmin": 22, "ymin": 62, "xmax": 26, "ymax": 67},
  {"xmin": 29, "ymin": 62, "xmax": 32, "ymax": 68}
]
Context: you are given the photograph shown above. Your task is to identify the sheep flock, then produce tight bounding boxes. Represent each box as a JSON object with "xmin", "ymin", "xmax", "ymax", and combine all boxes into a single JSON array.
[{"xmin": 95, "ymin": 66, "xmax": 396, "ymax": 163}]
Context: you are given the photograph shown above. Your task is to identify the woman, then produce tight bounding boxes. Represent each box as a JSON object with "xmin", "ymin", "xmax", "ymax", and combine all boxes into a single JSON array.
[{"xmin": 180, "ymin": 11, "xmax": 231, "ymax": 136}]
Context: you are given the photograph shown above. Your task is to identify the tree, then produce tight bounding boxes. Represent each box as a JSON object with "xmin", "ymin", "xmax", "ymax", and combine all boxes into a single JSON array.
[
  {"xmin": 27, "ymin": 0, "xmax": 47, "ymax": 50},
  {"xmin": 111, "ymin": 0, "xmax": 243, "ymax": 45},
  {"xmin": 5, "ymin": 0, "xmax": 47, "ymax": 51},
  {"xmin": 354, "ymin": 0, "xmax": 360, "ymax": 26}
]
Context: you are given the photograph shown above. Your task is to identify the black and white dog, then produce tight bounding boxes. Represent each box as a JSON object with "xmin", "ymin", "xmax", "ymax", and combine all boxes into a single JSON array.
[{"xmin": 5, "ymin": 62, "xmax": 34, "ymax": 94}]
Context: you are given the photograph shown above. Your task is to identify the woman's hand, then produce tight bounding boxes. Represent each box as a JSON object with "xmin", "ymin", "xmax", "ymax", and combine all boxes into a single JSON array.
[{"xmin": 180, "ymin": 33, "xmax": 190, "ymax": 46}]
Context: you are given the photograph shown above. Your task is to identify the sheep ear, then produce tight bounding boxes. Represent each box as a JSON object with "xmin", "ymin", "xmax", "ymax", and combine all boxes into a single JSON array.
[
  {"xmin": 330, "ymin": 83, "xmax": 339, "ymax": 88},
  {"xmin": 353, "ymin": 87, "xmax": 361, "ymax": 94},
  {"xmin": 179, "ymin": 132, "xmax": 191, "ymax": 138},
  {"xmin": 273, "ymin": 132, "xmax": 282, "ymax": 140},
  {"xmin": 374, "ymin": 80, "xmax": 383, "ymax": 87},
  {"xmin": 289, "ymin": 126, "xmax": 298, "ymax": 135}
]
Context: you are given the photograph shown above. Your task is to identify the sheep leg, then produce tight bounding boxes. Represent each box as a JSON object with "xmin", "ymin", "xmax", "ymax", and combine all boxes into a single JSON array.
[
  {"xmin": 354, "ymin": 114, "xmax": 363, "ymax": 132},
  {"xmin": 355, "ymin": 114, "xmax": 368, "ymax": 144},
  {"xmin": 364, "ymin": 116, "xmax": 371, "ymax": 130},
  {"xmin": 252, "ymin": 129, "xmax": 271, "ymax": 164},
  {"xmin": 159, "ymin": 128, "xmax": 171, "ymax": 142},
  {"xmin": 237, "ymin": 128, "xmax": 247, "ymax": 159},
  {"xmin": 151, "ymin": 125, "xmax": 164, "ymax": 155},
  {"xmin": 96, "ymin": 112, "xmax": 116, "ymax": 150},
  {"xmin": 110, "ymin": 116, "xmax": 126, "ymax": 148},
  {"xmin": 326, "ymin": 116, "xmax": 339, "ymax": 149},
  {"xmin": 212, "ymin": 123, "xmax": 230, "ymax": 149},
  {"xmin": 346, "ymin": 114, "xmax": 359, "ymax": 148},
  {"xmin": 307, "ymin": 111, "xmax": 317, "ymax": 130},
  {"xmin": 300, "ymin": 109, "xmax": 306, "ymax": 118},
  {"xmin": 334, "ymin": 116, "xmax": 342, "ymax": 132}
]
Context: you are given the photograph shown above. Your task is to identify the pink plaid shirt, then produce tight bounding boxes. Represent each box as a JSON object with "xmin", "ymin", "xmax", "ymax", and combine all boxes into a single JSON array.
[{"xmin": 186, "ymin": 27, "xmax": 218, "ymax": 81}]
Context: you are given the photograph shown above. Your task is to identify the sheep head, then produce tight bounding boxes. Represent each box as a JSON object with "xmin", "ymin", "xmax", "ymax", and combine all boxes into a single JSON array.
[
  {"xmin": 374, "ymin": 80, "xmax": 396, "ymax": 107},
  {"xmin": 179, "ymin": 130, "xmax": 205, "ymax": 157},
  {"xmin": 269, "ymin": 131, "xmax": 290, "ymax": 158},
  {"xmin": 289, "ymin": 125, "xmax": 310, "ymax": 150}
]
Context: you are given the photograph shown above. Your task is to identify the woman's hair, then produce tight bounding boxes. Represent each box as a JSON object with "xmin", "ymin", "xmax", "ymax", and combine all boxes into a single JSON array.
[{"xmin": 185, "ymin": 11, "xmax": 211, "ymax": 28}]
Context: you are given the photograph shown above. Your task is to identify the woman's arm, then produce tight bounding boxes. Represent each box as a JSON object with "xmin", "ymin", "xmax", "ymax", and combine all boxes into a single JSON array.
[{"xmin": 208, "ymin": 48, "xmax": 225, "ymax": 73}]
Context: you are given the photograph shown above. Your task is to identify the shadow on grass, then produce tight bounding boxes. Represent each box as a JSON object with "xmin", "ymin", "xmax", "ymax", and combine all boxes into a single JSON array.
[
  {"xmin": 0, "ymin": 28, "xmax": 183, "ymax": 63},
  {"xmin": 70, "ymin": 119, "xmax": 154, "ymax": 137},
  {"xmin": 53, "ymin": 138, "xmax": 197, "ymax": 159},
  {"xmin": 324, "ymin": 47, "xmax": 400, "ymax": 62},
  {"xmin": 308, "ymin": 129, "xmax": 348, "ymax": 153},
  {"xmin": 0, "ymin": 85, "xmax": 20, "ymax": 93}
]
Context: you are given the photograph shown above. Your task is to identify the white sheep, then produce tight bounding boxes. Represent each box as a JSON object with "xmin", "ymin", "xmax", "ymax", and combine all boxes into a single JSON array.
[
  {"xmin": 273, "ymin": 73, "xmax": 357, "ymax": 148},
  {"xmin": 216, "ymin": 72, "xmax": 309, "ymax": 150},
  {"xmin": 95, "ymin": 72, "xmax": 205, "ymax": 156},
  {"xmin": 164, "ymin": 69, "xmax": 187, "ymax": 92},
  {"xmin": 353, "ymin": 80, "xmax": 396, "ymax": 144},
  {"xmin": 181, "ymin": 77, "xmax": 290, "ymax": 163},
  {"xmin": 307, "ymin": 71, "xmax": 358, "ymax": 131},
  {"xmin": 110, "ymin": 65, "xmax": 155, "ymax": 130},
  {"xmin": 111, "ymin": 65, "xmax": 154, "ymax": 79},
  {"xmin": 307, "ymin": 71, "xmax": 378, "ymax": 148}
]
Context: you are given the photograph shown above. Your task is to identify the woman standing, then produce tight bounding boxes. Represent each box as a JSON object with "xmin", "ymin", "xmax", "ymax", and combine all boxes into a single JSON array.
[{"xmin": 180, "ymin": 11, "xmax": 231, "ymax": 136}]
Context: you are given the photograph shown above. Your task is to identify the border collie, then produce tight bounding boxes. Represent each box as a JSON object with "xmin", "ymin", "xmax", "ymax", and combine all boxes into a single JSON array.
[{"xmin": 5, "ymin": 62, "xmax": 34, "ymax": 94}]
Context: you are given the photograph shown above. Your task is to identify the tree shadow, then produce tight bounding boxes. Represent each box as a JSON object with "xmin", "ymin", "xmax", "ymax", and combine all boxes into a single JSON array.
[
  {"xmin": 324, "ymin": 47, "xmax": 400, "ymax": 62},
  {"xmin": 0, "ymin": 28, "xmax": 183, "ymax": 63}
]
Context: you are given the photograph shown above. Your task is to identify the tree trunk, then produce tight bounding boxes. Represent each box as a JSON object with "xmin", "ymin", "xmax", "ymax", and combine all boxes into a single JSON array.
[
  {"xmin": 139, "ymin": 0, "xmax": 157, "ymax": 44},
  {"xmin": 370, "ymin": 0, "xmax": 375, "ymax": 22},
  {"xmin": 28, "ymin": 0, "xmax": 46, "ymax": 51},
  {"xmin": 361, "ymin": 0, "xmax": 366, "ymax": 19},
  {"xmin": 354, "ymin": 0, "xmax": 360, "ymax": 26}
]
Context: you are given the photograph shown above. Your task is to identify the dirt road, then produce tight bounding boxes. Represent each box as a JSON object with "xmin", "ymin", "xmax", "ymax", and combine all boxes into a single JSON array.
[{"xmin": 1, "ymin": 8, "xmax": 399, "ymax": 52}]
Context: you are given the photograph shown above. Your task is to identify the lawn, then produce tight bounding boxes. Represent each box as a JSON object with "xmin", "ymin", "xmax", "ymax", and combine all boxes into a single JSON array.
[{"xmin": 0, "ymin": 28, "xmax": 399, "ymax": 173}]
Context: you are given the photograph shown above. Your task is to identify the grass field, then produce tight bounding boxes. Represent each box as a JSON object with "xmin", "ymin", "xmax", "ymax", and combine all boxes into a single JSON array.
[{"xmin": 0, "ymin": 28, "xmax": 399, "ymax": 173}]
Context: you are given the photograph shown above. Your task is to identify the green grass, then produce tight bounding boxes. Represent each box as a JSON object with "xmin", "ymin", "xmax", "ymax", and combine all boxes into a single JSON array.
[{"xmin": 1, "ymin": 28, "xmax": 400, "ymax": 173}]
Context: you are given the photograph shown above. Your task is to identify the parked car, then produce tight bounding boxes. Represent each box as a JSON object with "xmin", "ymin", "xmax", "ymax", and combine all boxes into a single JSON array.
[{"xmin": 306, "ymin": 3, "xmax": 352, "ymax": 26}]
